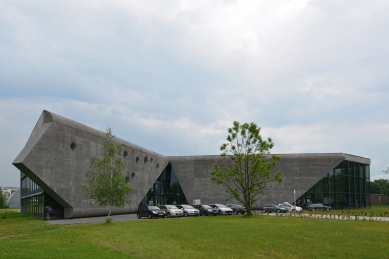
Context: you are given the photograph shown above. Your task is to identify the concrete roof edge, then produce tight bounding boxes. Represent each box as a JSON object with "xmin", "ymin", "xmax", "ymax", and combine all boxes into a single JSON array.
[{"xmin": 45, "ymin": 110, "xmax": 167, "ymax": 159}]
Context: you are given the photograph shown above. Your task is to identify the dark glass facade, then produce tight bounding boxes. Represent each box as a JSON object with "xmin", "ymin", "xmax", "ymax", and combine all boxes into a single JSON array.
[
  {"xmin": 297, "ymin": 160, "xmax": 370, "ymax": 209},
  {"xmin": 20, "ymin": 174, "xmax": 64, "ymax": 219},
  {"xmin": 140, "ymin": 163, "xmax": 188, "ymax": 206}
]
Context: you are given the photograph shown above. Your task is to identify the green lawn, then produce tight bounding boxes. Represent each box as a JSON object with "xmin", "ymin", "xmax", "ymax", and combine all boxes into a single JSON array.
[{"xmin": 1, "ymin": 209, "xmax": 388, "ymax": 258}]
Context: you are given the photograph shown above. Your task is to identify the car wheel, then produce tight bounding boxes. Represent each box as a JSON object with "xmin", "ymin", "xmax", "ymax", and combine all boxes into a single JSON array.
[
  {"xmin": 148, "ymin": 214, "xmax": 152, "ymax": 219},
  {"xmin": 312, "ymin": 208, "xmax": 315, "ymax": 211},
  {"xmin": 276, "ymin": 209, "xmax": 280, "ymax": 213},
  {"xmin": 137, "ymin": 213, "xmax": 141, "ymax": 219},
  {"xmin": 167, "ymin": 213, "xmax": 171, "ymax": 218},
  {"xmin": 184, "ymin": 212, "xmax": 188, "ymax": 217},
  {"xmin": 263, "ymin": 209, "xmax": 266, "ymax": 213},
  {"xmin": 326, "ymin": 208, "xmax": 329, "ymax": 211},
  {"xmin": 233, "ymin": 210, "xmax": 238, "ymax": 215}
]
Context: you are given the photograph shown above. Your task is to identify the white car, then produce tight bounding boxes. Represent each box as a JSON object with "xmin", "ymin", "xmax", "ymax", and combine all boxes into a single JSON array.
[
  {"xmin": 208, "ymin": 204, "xmax": 233, "ymax": 215},
  {"xmin": 176, "ymin": 205, "xmax": 200, "ymax": 217},
  {"xmin": 278, "ymin": 202, "xmax": 303, "ymax": 212},
  {"xmin": 159, "ymin": 205, "xmax": 184, "ymax": 217}
]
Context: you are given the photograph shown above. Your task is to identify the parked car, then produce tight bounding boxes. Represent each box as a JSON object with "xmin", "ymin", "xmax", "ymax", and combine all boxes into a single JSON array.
[
  {"xmin": 307, "ymin": 204, "xmax": 332, "ymax": 211},
  {"xmin": 192, "ymin": 204, "xmax": 218, "ymax": 216},
  {"xmin": 176, "ymin": 205, "xmax": 200, "ymax": 217},
  {"xmin": 278, "ymin": 202, "xmax": 303, "ymax": 212},
  {"xmin": 44, "ymin": 206, "xmax": 54, "ymax": 216},
  {"xmin": 137, "ymin": 205, "xmax": 166, "ymax": 219},
  {"xmin": 159, "ymin": 205, "xmax": 184, "ymax": 217},
  {"xmin": 226, "ymin": 204, "xmax": 246, "ymax": 215},
  {"xmin": 208, "ymin": 204, "xmax": 233, "ymax": 215},
  {"xmin": 262, "ymin": 204, "xmax": 288, "ymax": 213}
]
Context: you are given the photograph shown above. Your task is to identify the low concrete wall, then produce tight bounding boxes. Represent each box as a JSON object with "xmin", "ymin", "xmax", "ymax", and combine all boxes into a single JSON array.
[{"xmin": 370, "ymin": 194, "xmax": 389, "ymax": 205}]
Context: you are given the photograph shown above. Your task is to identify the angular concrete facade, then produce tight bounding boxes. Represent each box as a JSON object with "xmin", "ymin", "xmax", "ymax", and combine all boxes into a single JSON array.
[{"xmin": 13, "ymin": 111, "xmax": 370, "ymax": 219}]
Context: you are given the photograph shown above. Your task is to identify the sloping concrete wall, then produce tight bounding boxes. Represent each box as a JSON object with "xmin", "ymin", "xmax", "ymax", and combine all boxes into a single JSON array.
[
  {"xmin": 170, "ymin": 153, "xmax": 355, "ymax": 209},
  {"xmin": 13, "ymin": 110, "xmax": 169, "ymax": 218}
]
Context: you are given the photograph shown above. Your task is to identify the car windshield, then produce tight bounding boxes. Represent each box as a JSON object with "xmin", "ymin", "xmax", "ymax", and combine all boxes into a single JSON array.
[
  {"xmin": 148, "ymin": 206, "xmax": 160, "ymax": 210},
  {"xmin": 216, "ymin": 204, "xmax": 227, "ymax": 208},
  {"xmin": 203, "ymin": 205, "xmax": 212, "ymax": 209},
  {"xmin": 181, "ymin": 205, "xmax": 194, "ymax": 209},
  {"xmin": 167, "ymin": 205, "xmax": 178, "ymax": 209}
]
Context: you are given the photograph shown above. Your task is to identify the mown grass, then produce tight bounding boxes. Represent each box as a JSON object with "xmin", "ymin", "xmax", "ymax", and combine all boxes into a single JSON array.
[{"xmin": 1, "ymin": 209, "xmax": 389, "ymax": 258}]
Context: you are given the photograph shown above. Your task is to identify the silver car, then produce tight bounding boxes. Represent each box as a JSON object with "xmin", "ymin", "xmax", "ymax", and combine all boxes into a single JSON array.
[
  {"xmin": 159, "ymin": 205, "xmax": 183, "ymax": 217},
  {"xmin": 208, "ymin": 204, "xmax": 233, "ymax": 215},
  {"xmin": 176, "ymin": 205, "xmax": 200, "ymax": 217}
]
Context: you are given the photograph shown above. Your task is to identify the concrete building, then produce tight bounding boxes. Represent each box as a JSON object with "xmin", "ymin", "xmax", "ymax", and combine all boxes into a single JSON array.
[
  {"xmin": 7, "ymin": 188, "xmax": 20, "ymax": 208},
  {"xmin": 1, "ymin": 187, "xmax": 19, "ymax": 207},
  {"xmin": 13, "ymin": 111, "xmax": 371, "ymax": 219}
]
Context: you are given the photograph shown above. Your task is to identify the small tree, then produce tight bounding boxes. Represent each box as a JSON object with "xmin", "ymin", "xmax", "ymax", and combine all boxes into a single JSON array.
[
  {"xmin": 211, "ymin": 121, "xmax": 282, "ymax": 216},
  {"xmin": 0, "ymin": 192, "xmax": 4, "ymax": 209},
  {"xmin": 81, "ymin": 128, "xmax": 132, "ymax": 221}
]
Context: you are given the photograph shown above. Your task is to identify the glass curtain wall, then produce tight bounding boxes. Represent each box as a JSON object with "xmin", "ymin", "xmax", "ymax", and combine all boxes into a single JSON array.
[
  {"xmin": 140, "ymin": 163, "xmax": 188, "ymax": 207},
  {"xmin": 297, "ymin": 160, "xmax": 370, "ymax": 209},
  {"xmin": 20, "ymin": 173, "xmax": 64, "ymax": 219}
]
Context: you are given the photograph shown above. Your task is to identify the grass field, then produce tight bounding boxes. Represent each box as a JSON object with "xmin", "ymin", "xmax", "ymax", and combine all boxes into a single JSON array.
[{"xmin": 1, "ymin": 209, "xmax": 389, "ymax": 258}]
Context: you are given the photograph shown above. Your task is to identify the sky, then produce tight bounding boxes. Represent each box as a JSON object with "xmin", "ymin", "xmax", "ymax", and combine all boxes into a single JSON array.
[{"xmin": 1, "ymin": 0, "xmax": 389, "ymax": 187}]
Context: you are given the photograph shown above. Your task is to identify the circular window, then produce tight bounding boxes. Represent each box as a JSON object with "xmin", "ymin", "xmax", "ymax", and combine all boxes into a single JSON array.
[
  {"xmin": 131, "ymin": 172, "xmax": 136, "ymax": 180},
  {"xmin": 144, "ymin": 157, "xmax": 149, "ymax": 164},
  {"xmin": 124, "ymin": 151, "xmax": 128, "ymax": 159},
  {"xmin": 136, "ymin": 157, "xmax": 139, "ymax": 164},
  {"xmin": 150, "ymin": 158, "xmax": 153, "ymax": 163},
  {"xmin": 71, "ymin": 143, "xmax": 76, "ymax": 151},
  {"xmin": 156, "ymin": 163, "xmax": 159, "ymax": 169}
]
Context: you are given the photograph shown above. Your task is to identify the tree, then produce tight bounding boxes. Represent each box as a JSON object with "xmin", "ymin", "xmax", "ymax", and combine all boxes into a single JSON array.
[
  {"xmin": 370, "ymin": 179, "xmax": 389, "ymax": 195},
  {"xmin": 383, "ymin": 167, "xmax": 389, "ymax": 174},
  {"xmin": 211, "ymin": 121, "xmax": 282, "ymax": 216},
  {"xmin": 81, "ymin": 128, "xmax": 132, "ymax": 221},
  {"xmin": 0, "ymin": 191, "xmax": 4, "ymax": 209}
]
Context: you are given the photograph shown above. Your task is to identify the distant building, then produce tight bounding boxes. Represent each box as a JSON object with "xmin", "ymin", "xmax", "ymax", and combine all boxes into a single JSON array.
[
  {"xmin": 13, "ymin": 111, "xmax": 371, "ymax": 219},
  {"xmin": 1, "ymin": 187, "xmax": 18, "ymax": 204},
  {"xmin": 7, "ymin": 188, "xmax": 21, "ymax": 208}
]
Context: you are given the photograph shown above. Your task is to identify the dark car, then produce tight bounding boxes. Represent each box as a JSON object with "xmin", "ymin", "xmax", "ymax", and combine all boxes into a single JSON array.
[
  {"xmin": 137, "ymin": 205, "xmax": 166, "ymax": 219},
  {"xmin": 307, "ymin": 204, "xmax": 332, "ymax": 211},
  {"xmin": 226, "ymin": 204, "xmax": 246, "ymax": 215},
  {"xmin": 44, "ymin": 206, "xmax": 54, "ymax": 216},
  {"xmin": 192, "ymin": 204, "xmax": 218, "ymax": 216},
  {"xmin": 262, "ymin": 204, "xmax": 288, "ymax": 213}
]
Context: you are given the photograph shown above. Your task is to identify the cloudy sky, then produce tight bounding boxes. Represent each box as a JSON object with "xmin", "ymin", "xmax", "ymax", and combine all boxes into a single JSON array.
[{"xmin": 1, "ymin": 0, "xmax": 388, "ymax": 187}]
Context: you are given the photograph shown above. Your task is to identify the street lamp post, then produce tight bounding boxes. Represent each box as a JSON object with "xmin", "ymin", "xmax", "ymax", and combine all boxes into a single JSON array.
[{"xmin": 294, "ymin": 189, "xmax": 296, "ymax": 215}]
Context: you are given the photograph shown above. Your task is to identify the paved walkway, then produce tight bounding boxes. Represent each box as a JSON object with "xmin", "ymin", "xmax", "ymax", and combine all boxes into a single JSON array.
[
  {"xmin": 49, "ymin": 212, "xmax": 389, "ymax": 225},
  {"xmin": 49, "ymin": 213, "xmax": 139, "ymax": 225}
]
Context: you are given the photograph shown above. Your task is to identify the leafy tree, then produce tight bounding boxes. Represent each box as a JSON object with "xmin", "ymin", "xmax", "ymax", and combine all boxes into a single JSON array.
[
  {"xmin": 81, "ymin": 128, "xmax": 132, "ymax": 221},
  {"xmin": 370, "ymin": 179, "xmax": 389, "ymax": 195},
  {"xmin": 0, "ymin": 191, "xmax": 4, "ymax": 209},
  {"xmin": 211, "ymin": 121, "xmax": 282, "ymax": 216}
]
